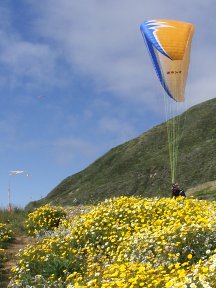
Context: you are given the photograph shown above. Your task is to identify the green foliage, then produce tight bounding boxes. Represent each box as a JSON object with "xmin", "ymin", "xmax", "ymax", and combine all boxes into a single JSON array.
[
  {"xmin": 187, "ymin": 181, "xmax": 216, "ymax": 201},
  {"xmin": 0, "ymin": 208, "xmax": 27, "ymax": 286},
  {"xmin": 0, "ymin": 222, "xmax": 14, "ymax": 284},
  {"xmin": 27, "ymin": 98, "xmax": 216, "ymax": 208},
  {"xmin": 192, "ymin": 188, "xmax": 216, "ymax": 200},
  {"xmin": 0, "ymin": 207, "xmax": 27, "ymax": 234},
  {"xmin": 0, "ymin": 223, "xmax": 14, "ymax": 249},
  {"xmin": 0, "ymin": 248, "xmax": 7, "ymax": 286},
  {"xmin": 26, "ymin": 204, "xmax": 67, "ymax": 236}
]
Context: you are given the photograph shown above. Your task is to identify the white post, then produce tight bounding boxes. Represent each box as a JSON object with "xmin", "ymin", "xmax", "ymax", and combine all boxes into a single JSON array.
[{"xmin": 8, "ymin": 182, "xmax": 12, "ymax": 212}]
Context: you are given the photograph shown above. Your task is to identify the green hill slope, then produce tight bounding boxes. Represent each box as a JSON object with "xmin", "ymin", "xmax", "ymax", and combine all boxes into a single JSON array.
[
  {"xmin": 28, "ymin": 98, "xmax": 216, "ymax": 208},
  {"xmin": 186, "ymin": 180, "xmax": 216, "ymax": 200}
]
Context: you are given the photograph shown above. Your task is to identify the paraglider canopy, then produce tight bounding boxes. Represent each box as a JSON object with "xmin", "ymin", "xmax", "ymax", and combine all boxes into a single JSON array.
[
  {"xmin": 140, "ymin": 19, "xmax": 195, "ymax": 184},
  {"xmin": 140, "ymin": 19, "xmax": 194, "ymax": 102}
]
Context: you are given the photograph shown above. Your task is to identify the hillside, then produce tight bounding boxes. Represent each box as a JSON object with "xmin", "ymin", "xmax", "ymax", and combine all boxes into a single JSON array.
[
  {"xmin": 28, "ymin": 98, "xmax": 216, "ymax": 208},
  {"xmin": 186, "ymin": 180, "xmax": 216, "ymax": 200}
]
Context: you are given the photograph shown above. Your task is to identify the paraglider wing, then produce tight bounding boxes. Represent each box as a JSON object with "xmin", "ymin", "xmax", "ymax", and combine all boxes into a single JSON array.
[{"xmin": 140, "ymin": 19, "xmax": 194, "ymax": 102}]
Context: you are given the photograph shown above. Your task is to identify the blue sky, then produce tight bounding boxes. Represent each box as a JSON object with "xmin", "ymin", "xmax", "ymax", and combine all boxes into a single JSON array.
[{"xmin": 0, "ymin": 0, "xmax": 215, "ymax": 208}]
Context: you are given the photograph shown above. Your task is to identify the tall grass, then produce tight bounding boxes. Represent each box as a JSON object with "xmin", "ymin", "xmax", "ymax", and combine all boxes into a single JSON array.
[
  {"xmin": 0, "ymin": 207, "xmax": 27, "ymax": 234},
  {"xmin": 0, "ymin": 207, "xmax": 28, "ymax": 286}
]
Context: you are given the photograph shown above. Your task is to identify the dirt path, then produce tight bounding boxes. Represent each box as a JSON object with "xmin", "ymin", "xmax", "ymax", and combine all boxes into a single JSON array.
[{"xmin": 1, "ymin": 235, "xmax": 32, "ymax": 287}]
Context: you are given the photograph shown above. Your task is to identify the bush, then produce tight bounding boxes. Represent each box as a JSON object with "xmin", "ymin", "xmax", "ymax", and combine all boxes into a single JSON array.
[
  {"xmin": 26, "ymin": 204, "xmax": 67, "ymax": 236},
  {"xmin": 0, "ymin": 223, "xmax": 14, "ymax": 249}
]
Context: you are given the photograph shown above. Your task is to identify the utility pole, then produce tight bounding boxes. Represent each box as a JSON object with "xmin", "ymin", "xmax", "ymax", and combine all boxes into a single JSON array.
[{"xmin": 8, "ymin": 182, "xmax": 12, "ymax": 213}]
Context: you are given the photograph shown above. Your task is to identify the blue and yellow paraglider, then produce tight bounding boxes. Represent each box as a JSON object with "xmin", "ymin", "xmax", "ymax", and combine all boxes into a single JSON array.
[{"xmin": 140, "ymin": 19, "xmax": 194, "ymax": 183}]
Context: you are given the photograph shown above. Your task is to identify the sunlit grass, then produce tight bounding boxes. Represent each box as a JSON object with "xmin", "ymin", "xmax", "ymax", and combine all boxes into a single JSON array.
[{"xmin": 0, "ymin": 207, "xmax": 27, "ymax": 234}]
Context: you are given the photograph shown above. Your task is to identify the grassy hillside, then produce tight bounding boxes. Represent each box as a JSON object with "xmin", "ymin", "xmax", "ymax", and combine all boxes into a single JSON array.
[
  {"xmin": 187, "ymin": 180, "xmax": 216, "ymax": 200},
  {"xmin": 27, "ymin": 98, "xmax": 216, "ymax": 208}
]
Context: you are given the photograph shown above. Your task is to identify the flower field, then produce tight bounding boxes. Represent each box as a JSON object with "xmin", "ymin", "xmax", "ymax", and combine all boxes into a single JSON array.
[
  {"xmin": 8, "ymin": 197, "xmax": 216, "ymax": 287},
  {"xmin": 0, "ymin": 222, "xmax": 14, "ymax": 277},
  {"xmin": 26, "ymin": 204, "xmax": 67, "ymax": 236},
  {"xmin": 0, "ymin": 223, "xmax": 14, "ymax": 249}
]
